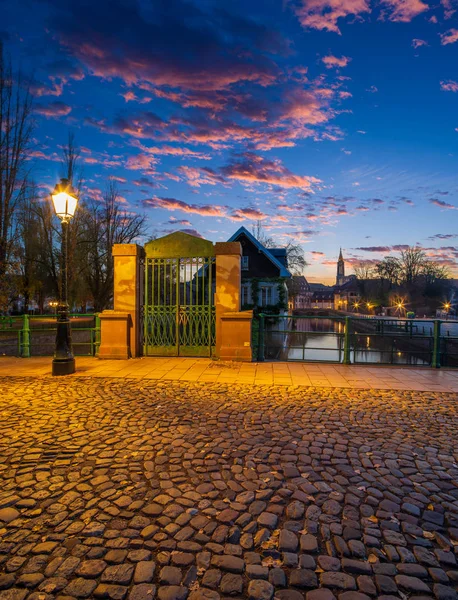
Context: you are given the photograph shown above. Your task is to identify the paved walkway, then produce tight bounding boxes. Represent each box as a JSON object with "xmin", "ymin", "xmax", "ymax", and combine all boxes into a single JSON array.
[
  {"xmin": 0, "ymin": 377, "xmax": 457, "ymax": 600},
  {"xmin": 1, "ymin": 357, "xmax": 458, "ymax": 391}
]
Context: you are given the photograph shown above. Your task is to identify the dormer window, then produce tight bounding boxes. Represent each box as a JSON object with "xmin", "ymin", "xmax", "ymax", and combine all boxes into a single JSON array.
[{"xmin": 241, "ymin": 256, "xmax": 249, "ymax": 270}]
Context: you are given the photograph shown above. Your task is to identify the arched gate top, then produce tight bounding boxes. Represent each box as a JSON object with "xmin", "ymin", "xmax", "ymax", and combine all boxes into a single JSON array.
[{"xmin": 144, "ymin": 231, "xmax": 215, "ymax": 258}]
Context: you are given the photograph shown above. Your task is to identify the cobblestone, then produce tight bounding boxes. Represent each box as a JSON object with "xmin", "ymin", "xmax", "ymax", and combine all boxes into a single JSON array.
[{"xmin": 0, "ymin": 377, "xmax": 457, "ymax": 599}]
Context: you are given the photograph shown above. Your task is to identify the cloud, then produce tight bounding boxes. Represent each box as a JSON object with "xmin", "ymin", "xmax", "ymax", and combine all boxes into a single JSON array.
[
  {"xmin": 143, "ymin": 196, "xmax": 227, "ymax": 218},
  {"xmin": 381, "ymin": 0, "xmax": 429, "ymax": 23},
  {"xmin": 50, "ymin": 0, "xmax": 284, "ymax": 93},
  {"xmin": 30, "ymin": 58, "xmax": 85, "ymax": 97},
  {"xmin": 178, "ymin": 228, "xmax": 203, "ymax": 238},
  {"xmin": 294, "ymin": 0, "xmax": 370, "ymax": 33},
  {"xmin": 322, "ymin": 55, "xmax": 351, "ymax": 69},
  {"xmin": 440, "ymin": 80, "xmax": 458, "ymax": 92},
  {"xmin": 133, "ymin": 177, "xmax": 160, "ymax": 188},
  {"xmin": 177, "ymin": 166, "xmax": 226, "ymax": 187},
  {"xmin": 440, "ymin": 28, "xmax": 458, "ymax": 45},
  {"xmin": 220, "ymin": 152, "xmax": 321, "ymax": 190},
  {"xmin": 366, "ymin": 85, "xmax": 378, "ymax": 93},
  {"xmin": 230, "ymin": 208, "xmax": 270, "ymax": 221},
  {"xmin": 294, "ymin": 0, "xmax": 427, "ymax": 33},
  {"xmin": 141, "ymin": 195, "xmax": 278, "ymax": 224},
  {"xmin": 429, "ymin": 198, "xmax": 457, "ymax": 209},
  {"xmin": 412, "ymin": 38, "xmax": 428, "ymax": 48},
  {"xmin": 428, "ymin": 233, "xmax": 458, "ymax": 240},
  {"xmin": 125, "ymin": 153, "xmax": 157, "ymax": 173},
  {"xmin": 34, "ymin": 101, "xmax": 72, "ymax": 118},
  {"xmin": 355, "ymin": 246, "xmax": 394, "ymax": 252},
  {"xmin": 167, "ymin": 218, "xmax": 192, "ymax": 226}
]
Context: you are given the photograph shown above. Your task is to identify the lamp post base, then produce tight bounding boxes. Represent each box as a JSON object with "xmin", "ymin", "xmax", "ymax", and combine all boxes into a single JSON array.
[{"xmin": 52, "ymin": 358, "xmax": 75, "ymax": 376}]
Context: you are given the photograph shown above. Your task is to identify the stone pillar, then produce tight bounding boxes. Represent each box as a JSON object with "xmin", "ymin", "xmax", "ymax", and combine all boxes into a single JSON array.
[
  {"xmin": 215, "ymin": 242, "xmax": 252, "ymax": 361},
  {"xmin": 98, "ymin": 243, "xmax": 144, "ymax": 359}
]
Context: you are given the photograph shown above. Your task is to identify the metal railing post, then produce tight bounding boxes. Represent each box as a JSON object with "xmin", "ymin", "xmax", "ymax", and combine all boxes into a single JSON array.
[
  {"xmin": 94, "ymin": 314, "xmax": 101, "ymax": 356},
  {"xmin": 258, "ymin": 314, "xmax": 265, "ymax": 362},
  {"xmin": 343, "ymin": 316, "xmax": 351, "ymax": 364},
  {"xmin": 432, "ymin": 320, "xmax": 441, "ymax": 368},
  {"xmin": 22, "ymin": 314, "xmax": 30, "ymax": 358}
]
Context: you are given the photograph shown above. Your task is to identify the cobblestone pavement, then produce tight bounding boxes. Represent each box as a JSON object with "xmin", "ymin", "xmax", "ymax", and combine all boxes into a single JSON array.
[{"xmin": 0, "ymin": 378, "xmax": 457, "ymax": 600}]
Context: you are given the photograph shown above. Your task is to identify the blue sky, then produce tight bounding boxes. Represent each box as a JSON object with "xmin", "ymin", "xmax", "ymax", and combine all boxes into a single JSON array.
[{"xmin": 3, "ymin": 0, "xmax": 458, "ymax": 283}]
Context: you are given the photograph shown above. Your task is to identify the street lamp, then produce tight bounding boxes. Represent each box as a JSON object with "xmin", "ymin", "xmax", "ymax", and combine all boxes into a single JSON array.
[{"xmin": 51, "ymin": 178, "xmax": 78, "ymax": 376}]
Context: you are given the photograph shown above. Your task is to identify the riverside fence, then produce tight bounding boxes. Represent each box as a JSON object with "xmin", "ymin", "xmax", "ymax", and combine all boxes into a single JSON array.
[
  {"xmin": 257, "ymin": 314, "xmax": 458, "ymax": 368},
  {"xmin": 0, "ymin": 314, "xmax": 100, "ymax": 358}
]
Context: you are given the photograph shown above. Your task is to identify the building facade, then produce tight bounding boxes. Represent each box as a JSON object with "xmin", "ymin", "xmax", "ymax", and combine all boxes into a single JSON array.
[
  {"xmin": 287, "ymin": 276, "xmax": 312, "ymax": 311},
  {"xmin": 228, "ymin": 227, "xmax": 291, "ymax": 313}
]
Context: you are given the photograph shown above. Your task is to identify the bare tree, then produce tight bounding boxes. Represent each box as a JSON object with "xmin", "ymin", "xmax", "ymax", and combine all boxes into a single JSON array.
[
  {"xmin": 353, "ymin": 261, "xmax": 375, "ymax": 280},
  {"xmin": 251, "ymin": 220, "xmax": 307, "ymax": 275},
  {"xmin": 251, "ymin": 220, "xmax": 274, "ymax": 248},
  {"xmin": 398, "ymin": 247, "xmax": 426, "ymax": 284},
  {"xmin": 375, "ymin": 256, "xmax": 401, "ymax": 287},
  {"xmin": 0, "ymin": 42, "xmax": 34, "ymax": 305},
  {"xmin": 82, "ymin": 179, "xmax": 147, "ymax": 311}
]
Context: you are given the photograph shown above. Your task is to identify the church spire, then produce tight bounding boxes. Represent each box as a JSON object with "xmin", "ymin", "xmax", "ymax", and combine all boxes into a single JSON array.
[{"xmin": 336, "ymin": 248, "xmax": 345, "ymax": 286}]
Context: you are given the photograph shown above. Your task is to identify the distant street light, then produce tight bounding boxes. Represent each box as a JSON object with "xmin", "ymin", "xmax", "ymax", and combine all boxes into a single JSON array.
[{"xmin": 51, "ymin": 178, "xmax": 78, "ymax": 376}]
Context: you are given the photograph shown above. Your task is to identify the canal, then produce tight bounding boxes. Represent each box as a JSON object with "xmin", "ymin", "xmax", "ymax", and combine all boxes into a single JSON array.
[{"xmin": 263, "ymin": 317, "xmax": 458, "ymax": 366}]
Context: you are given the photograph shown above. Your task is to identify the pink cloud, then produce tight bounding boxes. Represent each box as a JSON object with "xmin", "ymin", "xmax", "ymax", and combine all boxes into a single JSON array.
[
  {"xmin": 322, "ymin": 55, "xmax": 351, "ymax": 68},
  {"xmin": 177, "ymin": 166, "xmax": 226, "ymax": 188},
  {"xmin": 429, "ymin": 198, "xmax": 457, "ymax": 209},
  {"xmin": 295, "ymin": 1, "xmax": 427, "ymax": 33},
  {"xmin": 442, "ymin": 0, "xmax": 456, "ymax": 19},
  {"xmin": 381, "ymin": 0, "xmax": 429, "ymax": 22},
  {"xmin": 412, "ymin": 38, "xmax": 428, "ymax": 48},
  {"xmin": 230, "ymin": 208, "xmax": 269, "ymax": 221},
  {"xmin": 295, "ymin": 0, "xmax": 370, "ymax": 33},
  {"xmin": 168, "ymin": 218, "xmax": 192, "ymax": 226},
  {"xmin": 143, "ymin": 197, "xmax": 227, "ymax": 218},
  {"xmin": 221, "ymin": 153, "xmax": 321, "ymax": 190},
  {"xmin": 440, "ymin": 28, "xmax": 458, "ymax": 45},
  {"xmin": 125, "ymin": 153, "xmax": 157, "ymax": 173},
  {"xmin": 440, "ymin": 80, "xmax": 458, "ymax": 92},
  {"xmin": 34, "ymin": 102, "xmax": 72, "ymax": 118},
  {"xmin": 30, "ymin": 81, "xmax": 64, "ymax": 97},
  {"xmin": 122, "ymin": 91, "xmax": 137, "ymax": 102}
]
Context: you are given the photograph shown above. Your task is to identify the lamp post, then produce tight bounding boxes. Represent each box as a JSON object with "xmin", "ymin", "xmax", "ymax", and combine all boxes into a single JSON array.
[{"xmin": 51, "ymin": 178, "xmax": 78, "ymax": 376}]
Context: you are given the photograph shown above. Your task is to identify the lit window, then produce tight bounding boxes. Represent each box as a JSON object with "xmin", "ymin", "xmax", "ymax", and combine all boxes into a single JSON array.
[
  {"xmin": 241, "ymin": 256, "xmax": 249, "ymax": 270},
  {"xmin": 260, "ymin": 286, "xmax": 273, "ymax": 306}
]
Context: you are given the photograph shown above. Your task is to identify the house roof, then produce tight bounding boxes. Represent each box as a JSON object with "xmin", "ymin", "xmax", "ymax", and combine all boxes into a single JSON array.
[{"xmin": 228, "ymin": 226, "xmax": 291, "ymax": 278}]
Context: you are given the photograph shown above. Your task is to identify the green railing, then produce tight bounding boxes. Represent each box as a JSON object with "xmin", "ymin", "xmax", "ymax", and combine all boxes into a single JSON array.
[
  {"xmin": 0, "ymin": 314, "xmax": 100, "ymax": 358},
  {"xmin": 258, "ymin": 314, "xmax": 458, "ymax": 368}
]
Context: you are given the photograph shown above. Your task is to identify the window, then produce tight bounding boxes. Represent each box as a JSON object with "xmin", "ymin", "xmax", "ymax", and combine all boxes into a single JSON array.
[
  {"xmin": 241, "ymin": 255, "xmax": 249, "ymax": 270},
  {"xmin": 260, "ymin": 286, "xmax": 273, "ymax": 307},
  {"xmin": 241, "ymin": 285, "xmax": 250, "ymax": 306}
]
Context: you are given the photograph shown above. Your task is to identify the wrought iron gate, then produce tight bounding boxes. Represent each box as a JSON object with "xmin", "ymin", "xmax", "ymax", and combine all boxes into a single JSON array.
[{"xmin": 143, "ymin": 233, "xmax": 216, "ymax": 357}]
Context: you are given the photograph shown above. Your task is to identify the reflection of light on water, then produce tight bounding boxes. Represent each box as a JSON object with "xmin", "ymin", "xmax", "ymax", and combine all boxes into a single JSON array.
[
  {"xmin": 397, "ymin": 352, "xmax": 402, "ymax": 356},
  {"xmin": 366, "ymin": 336, "xmax": 370, "ymax": 348}
]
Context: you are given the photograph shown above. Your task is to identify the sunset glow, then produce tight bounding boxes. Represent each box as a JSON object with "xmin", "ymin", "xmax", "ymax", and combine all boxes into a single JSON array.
[{"xmin": 4, "ymin": 0, "xmax": 458, "ymax": 284}]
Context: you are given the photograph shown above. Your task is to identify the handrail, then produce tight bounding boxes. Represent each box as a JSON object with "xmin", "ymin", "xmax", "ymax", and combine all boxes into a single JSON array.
[
  {"xmin": 257, "ymin": 313, "xmax": 458, "ymax": 367},
  {"xmin": 0, "ymin": 313, "xmax": 99, "ymax": 358}
]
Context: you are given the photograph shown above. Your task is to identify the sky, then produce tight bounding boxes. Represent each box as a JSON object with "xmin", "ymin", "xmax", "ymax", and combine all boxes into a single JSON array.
[{"xmin": 3, "ymin": 0, "xmax": 458, "ymax": 284}]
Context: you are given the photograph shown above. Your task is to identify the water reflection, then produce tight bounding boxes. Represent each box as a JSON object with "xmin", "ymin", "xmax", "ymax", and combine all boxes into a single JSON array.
[{"xmin": 263, "ymin": 318, "xmax": 455, "ymax": 365}]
